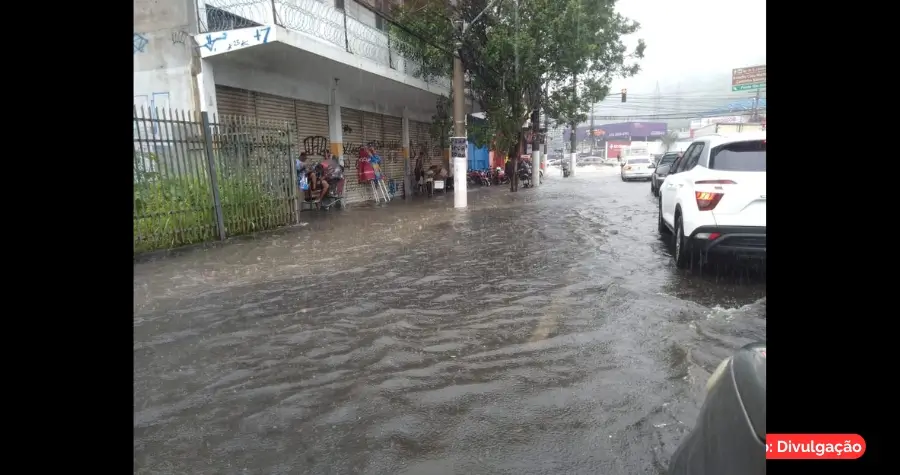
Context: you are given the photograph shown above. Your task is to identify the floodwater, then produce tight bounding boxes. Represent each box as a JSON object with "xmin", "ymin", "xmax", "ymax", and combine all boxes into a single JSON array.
[{"xmin": 134, "ymin": 165, "xmax": 766, "ymax": 475}]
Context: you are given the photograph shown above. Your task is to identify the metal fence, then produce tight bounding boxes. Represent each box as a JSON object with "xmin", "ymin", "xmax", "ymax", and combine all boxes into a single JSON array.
[{"xmin": 133, "ymin": 107, "xmax": 299, "ymax": 254}]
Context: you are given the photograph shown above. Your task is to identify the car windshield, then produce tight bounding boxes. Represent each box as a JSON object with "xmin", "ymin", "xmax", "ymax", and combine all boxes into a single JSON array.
[
  {"xmin": 628, "ymin": 158, "xmax": 650, "ymax": 164},
  {"xmin": 709, "ymin": 140, "xmax": 766, "ymax": 171}
]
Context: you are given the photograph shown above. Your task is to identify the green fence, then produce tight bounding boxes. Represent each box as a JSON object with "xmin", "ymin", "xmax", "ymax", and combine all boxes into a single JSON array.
[{"xmin": 133, "ymin": 107, "xmax": 300, "ymax": 254}]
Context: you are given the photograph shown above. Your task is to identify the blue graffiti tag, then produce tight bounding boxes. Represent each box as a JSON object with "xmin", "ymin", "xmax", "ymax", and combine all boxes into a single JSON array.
[
  {"xmin": 254, "ymin": 27, "xmax": 271, "ymax": 44},
  {"xmin": 133, "ymin": 33, "xmax": 148, "ymax": 54},
  {"xmin": 202, "ymin": 32, "xmax": 228, "ymax": 51}
]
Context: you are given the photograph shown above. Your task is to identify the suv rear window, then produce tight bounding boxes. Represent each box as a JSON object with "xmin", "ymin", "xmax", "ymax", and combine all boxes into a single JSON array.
[
  {"xmin": 709, "ymin": 140, "xmax": 766, "ymax": 171},
  {"xmin": 659, "ymin": 154, "xmax": 678, "ymax": 166},
  {"xmin": 628, "ymin": 158, "xmax": 650, "ymax": 164}
]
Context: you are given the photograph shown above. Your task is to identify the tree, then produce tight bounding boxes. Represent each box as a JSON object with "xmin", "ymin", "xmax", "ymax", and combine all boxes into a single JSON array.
[
  {"xmin": 391, "ymin": 0, "xmax": 644, "ymax": 190},
  {"xmin": 659, "ymin": 130, "xmax": 679, "ymax": 153},
  {"xmin": 540, "ymin": 1, "xmax": 646, "ymax": 155},
  {"xmin": 429, "ymin": 94, "xmax": 453, "ymax": 151}
]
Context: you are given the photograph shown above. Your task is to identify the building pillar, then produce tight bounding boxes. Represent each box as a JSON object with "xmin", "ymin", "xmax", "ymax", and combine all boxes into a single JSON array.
[
  {"xmin": 194, "ymin": 58, "xmax": 219, "ymax": 118},
  {"xmin": 328, "ymin": 80, "xmax": 344, "ymax": 166},
  {"xmin": 402, "ymin": 107, "xmax": 411, "ymax": 200}
]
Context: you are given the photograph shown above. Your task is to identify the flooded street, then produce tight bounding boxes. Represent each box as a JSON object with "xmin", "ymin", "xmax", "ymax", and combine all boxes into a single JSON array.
[{"xmin": 134, "ymin": 166, "xmax": 766, "ymax": 474}]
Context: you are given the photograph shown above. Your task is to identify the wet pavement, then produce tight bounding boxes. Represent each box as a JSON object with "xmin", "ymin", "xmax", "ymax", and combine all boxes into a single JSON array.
[{"xmin": 134, "ymin": 165, "xmax": 766, "ymax": 475}]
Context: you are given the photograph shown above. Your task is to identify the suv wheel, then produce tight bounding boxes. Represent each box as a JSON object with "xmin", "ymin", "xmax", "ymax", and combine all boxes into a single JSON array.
[
  {"xmin": 673, "ymin": 214, "xmax": 690, "ymax": 269},
  {"xmin": 658, "ymin": 199, "xmax": 669, "ymax": 234}
]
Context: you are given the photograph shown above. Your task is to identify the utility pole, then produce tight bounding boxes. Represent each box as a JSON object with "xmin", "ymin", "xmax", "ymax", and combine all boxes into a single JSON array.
[
  {"xmin": 588, "ymin": 102, "xmax": 595, "ymax": 155},
  {"xmin": 675, "ymin": 82, "xmax": 682, "ymax": 116},
  {"xmin": 531, "ymin": 108, "xmax": 541, "ymax": 187},
  {"xmin": 569, "ymin": 73, "xmax": 577, "ymax": 175},
  {"xmin": 451, "ymin": 29, "xmax": 466, "ymax": 208},
  {"xmin": 751, "ymin": 88, "xmax": 761, "ymax": 122},
  {"xmin": 450, "ymin": 0, "xmax": 502, "ymax": 207},
  {"xmin": 653, "ymin": 81, "xmax": 661, "ymax": 119}
]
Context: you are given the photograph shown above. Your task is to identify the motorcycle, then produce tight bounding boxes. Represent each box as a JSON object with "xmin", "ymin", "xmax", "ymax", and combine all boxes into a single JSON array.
[
  {"xmin": 517, "ymin": 161, "xmax": 533, "ymax": 188},
  {"xmin": 493, "ymin": 167, "xmax": 509, "ymax": 185},
  {"xmin": 668, "ymin": 342, "xmax": 766, "ymax": 475},
  {"xmin": 467, "ymin": 169, "xmax": 492, "ymax": 186}
]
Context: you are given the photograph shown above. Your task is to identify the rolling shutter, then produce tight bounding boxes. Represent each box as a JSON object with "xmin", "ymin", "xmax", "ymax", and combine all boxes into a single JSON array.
[
  {"xmin": 411, "ymin": 120, "xmax": 442, "ymax": 168},
  {"xmin": 381, "ymin": 114, "xmax": 405, "ymax": 197},
  {"xmin": 215, "ymin": 86, "xmax": 256, "ymax": 121},
  {"xmin": 215, "ymin": 86, "xmax": 331, "ymax": 158},
  {"xmin": 254, "ymin": 92, "xmax": 296, "ymax": 127},
  {"xmin": 294, "ymin": 100, "xmax": 330, "ymax": 157},
  {"xmin": 341, "ymin": 107, "xmax": 367, "ymax": 203}
]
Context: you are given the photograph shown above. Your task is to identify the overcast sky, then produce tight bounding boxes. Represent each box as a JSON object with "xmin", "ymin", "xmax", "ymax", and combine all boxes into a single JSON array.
[
  {"xmin": 610, "ymin": 0, "xmax": 766, "ymax": 96},
  {"xmin": 557, "ymin": 0, "xmax": 767, "ymax": 129}
]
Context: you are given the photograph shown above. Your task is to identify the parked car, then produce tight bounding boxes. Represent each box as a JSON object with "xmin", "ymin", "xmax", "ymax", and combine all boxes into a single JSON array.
[
  {"xmin": 577, "ymin": 156, "xmax": 603, "ymax": 166},
  {"xmin": 620, "ymin": 157, "xmax": 654, "ymax": 181},
  {"xmin": 650, "ymin": 151, "xmax": 682, "ymax": 196},
  {"xmin": 657, "ymin": 132, "xmax": 766, "ymax": 268}
]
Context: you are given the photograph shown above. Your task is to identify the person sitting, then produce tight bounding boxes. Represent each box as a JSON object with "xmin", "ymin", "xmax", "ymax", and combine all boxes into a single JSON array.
[{"xmin": 313, "ymin": 151, "xmax": 343, "ymax": 202}]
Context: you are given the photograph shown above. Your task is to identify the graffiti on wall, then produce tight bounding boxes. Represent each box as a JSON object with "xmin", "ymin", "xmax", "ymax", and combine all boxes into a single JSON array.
[
  {"xmin": 299, "ymin": 135, "xmax": 439, "ymax": 162},
  {"xmin": 302, "ymin": 136, "xmax": 329, "ymax": 156},
  {"xmin": 196, "ymin": 26, "xmax": 273, "ymax": 57},
  {"xmin": 170, "ymin": 30, "xmax": 191, "ymax": 45},
  {"xmin": 133, "ymin": 33, "xmax": 149, "ymax": 54}
]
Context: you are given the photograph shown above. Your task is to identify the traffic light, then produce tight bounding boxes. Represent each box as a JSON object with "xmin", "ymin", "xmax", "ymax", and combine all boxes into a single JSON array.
[{"xmin": 621, "ymin": 88, "xmax": 627, "ymax": 103}]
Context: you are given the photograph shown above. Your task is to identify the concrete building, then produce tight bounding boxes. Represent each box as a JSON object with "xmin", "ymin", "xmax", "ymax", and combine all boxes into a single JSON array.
[{"xmin": 134, "ymin": 0, "xmax": 452, "ymax": 202}]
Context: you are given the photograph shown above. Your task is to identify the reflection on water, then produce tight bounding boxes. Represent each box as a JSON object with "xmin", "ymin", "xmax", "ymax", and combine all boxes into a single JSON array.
[{"xmin": 134, "ymin": 169, "xmax": 765, "ymax": 475}]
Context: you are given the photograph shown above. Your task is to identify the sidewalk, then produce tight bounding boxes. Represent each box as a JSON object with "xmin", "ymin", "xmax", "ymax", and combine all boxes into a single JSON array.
[{"xmin": 134, "ymin": 183, "xmax": 514, "ymax": 264}]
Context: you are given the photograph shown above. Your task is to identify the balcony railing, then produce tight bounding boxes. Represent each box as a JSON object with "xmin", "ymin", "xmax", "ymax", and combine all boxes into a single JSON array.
[{"xmin": 197, "ymin": 0, "xmax": 451, "ymax": 90}]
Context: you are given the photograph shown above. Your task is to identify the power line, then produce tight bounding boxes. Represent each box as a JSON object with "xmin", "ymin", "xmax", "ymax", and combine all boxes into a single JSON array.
[{"xmin": 587, "ymin": 109, "xmax": 767, "ymax": 120}]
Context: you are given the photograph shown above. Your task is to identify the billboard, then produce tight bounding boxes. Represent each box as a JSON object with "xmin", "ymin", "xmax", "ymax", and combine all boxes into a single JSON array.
[
  {"xmin": 607, "ymin": 140, "xmax": 631, "ymax": 160},
  {"xmin": 732, "ymin": 65, "xmax": 766, "ymax": 92},
  {"xmin": 565, "ymin": 122, "xmax": 667, "ymax": 142}
]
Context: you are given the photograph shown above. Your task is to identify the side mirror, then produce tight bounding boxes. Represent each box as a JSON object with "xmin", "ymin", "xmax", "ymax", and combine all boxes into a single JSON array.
[{"xmin": 649, "ymin": 164, "xmax": 656, "ymax": 169}]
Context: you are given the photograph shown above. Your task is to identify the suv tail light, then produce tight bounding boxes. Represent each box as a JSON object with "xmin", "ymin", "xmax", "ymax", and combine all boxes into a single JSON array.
[
  {"xmin": 695, "ymin": 180, "xmax": 737, "ymax": 185},
  {"xmin": 624, "ymin": 166, "xmax": 632, "ymax": 170},
  {"xmin": 696, "ymin": 191, "xmax": 724, "ymax": 211}
]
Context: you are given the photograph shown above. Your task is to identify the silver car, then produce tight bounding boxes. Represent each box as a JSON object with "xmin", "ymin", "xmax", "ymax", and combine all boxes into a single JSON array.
[{"xmin": 620, "ymin": 157, "xmax": 654, "ymax": 181}]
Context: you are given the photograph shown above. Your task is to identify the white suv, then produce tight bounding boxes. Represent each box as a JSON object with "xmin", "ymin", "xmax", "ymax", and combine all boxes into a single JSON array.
[{"xmin": 657, "ymin": 132, "xmax": 766, "ymax": 268}]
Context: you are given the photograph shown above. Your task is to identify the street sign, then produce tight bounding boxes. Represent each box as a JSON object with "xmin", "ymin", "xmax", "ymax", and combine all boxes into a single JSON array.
[
  {"xmin": 731, "ymin": 65, "xmax": 766, "ymax": 92},
  {"xmin": 732, "ymin": 83, "xmax": 765, "ymax": 92}
]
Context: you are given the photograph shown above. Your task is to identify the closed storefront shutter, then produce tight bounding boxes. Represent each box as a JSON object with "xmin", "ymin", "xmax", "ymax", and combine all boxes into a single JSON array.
[
  {"xmin": 215, "ymin": 86, "xmax": 256, "ymax": 122},
  {"xmin": 341, "ymin": 107, "xmax": 367, "ymax": 203},
  {"xmin": 410, "ymin": 120, "xmax": 426, "ymax": 162},
  {"xmin": 411, "ymin": 120, "xmax": 442, "ymax": 168},
  {"xmin": 215, "ymin": 86, "xmax": 330, "ymax": 157},
  {"xmin": 294, "ymin": 101, "xmax": 330, "ymax": 158},
  {"xmin": 381, "ymin": 114, "xmax": 405, "ymax": 197},
  {"xmin": 254, "ymin": 92, "xmax": 296, "ymax": 127},
  {"xmin": 362, "ymin": 112, "xmax": 383, "ymax": 147}
]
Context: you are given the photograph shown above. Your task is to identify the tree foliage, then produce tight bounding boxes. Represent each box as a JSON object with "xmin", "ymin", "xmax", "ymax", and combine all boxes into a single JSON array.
[
  {"xmin": 429, "ymin": 93, "xmax": 453, "ymax": 149},
  {"xmin": 391, "ymin": 0, "xmax": 646, "ymax": 153},
  {"xmin": 659, "ymin": 130, "xmax": 679, "ymax": 152}
]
